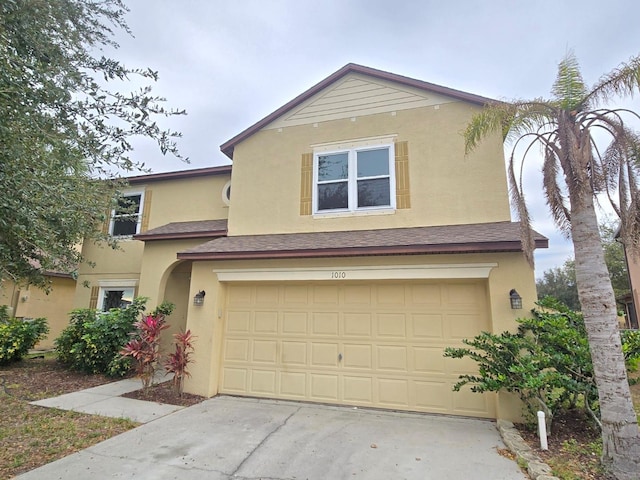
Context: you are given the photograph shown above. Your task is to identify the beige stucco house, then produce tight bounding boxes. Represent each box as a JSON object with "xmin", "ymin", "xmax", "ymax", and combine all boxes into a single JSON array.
[
  {"xmin": 75, "ymin": 64, "xmax": 547, "ymax": 420},
  {"xmin": 1, "ymin": 271, "xmax": 76, "ymax": 349},
  {"xmin": 620, "ymin": 246, "xmax": 639, "ymax": 329}
]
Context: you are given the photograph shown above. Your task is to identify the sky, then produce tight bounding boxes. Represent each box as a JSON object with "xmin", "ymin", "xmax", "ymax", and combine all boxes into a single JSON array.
[{"xmin": 107, "ymin": 0, "xmax": 640, "ymax": 278}]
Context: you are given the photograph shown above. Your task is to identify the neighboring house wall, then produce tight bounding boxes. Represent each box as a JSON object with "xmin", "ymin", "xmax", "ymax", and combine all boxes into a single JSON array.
[
  {"xmin": 627, "ymin": 250, "xmax": 640, "ymax": 328},
  {"xmin": 1, "ymin": 275, "xmax": 76, "ymax": 349}
]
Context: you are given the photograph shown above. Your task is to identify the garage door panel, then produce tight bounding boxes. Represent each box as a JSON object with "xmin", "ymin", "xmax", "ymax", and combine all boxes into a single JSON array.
[
  {"xmin": 343, "ymin": 376, "xmax": 373, "ymax": 403},
  {"xmin": 378, "ymin": 378, "xmax": 409, "ymax": 406},
  {"xmin": 222, "ymin": 368, "xmax": 247, "ymax": 392},
  {"xmin": 283, "ymin": 312, "xmax": 308, "ymax": 335},
  {"xmin": 312, "ymin": 312, "xmax": 339, "ymax": 335},
  {"xmin": 227, "ymin": 311, "xmax": 250, "ymax": 332},
  {"xmin": 343, "ymin": 344, "xmax": 372, "ymax": 369},
  {"xmin": 252, "ymin": 340, "xmax": 277, "ymax": 363},
  {"xmin": 411, "ymin": 313, "xmax": 444, "ymax": 338},
  {"xmin": 221, "ymin": 281, "xmax": 494, "ymax": 418},
  {"xmin": 280, "ymin": 372, "xmax": 306, "ymax": 397},
  {"xmin": 311, "ymin": 343, "xmax": 339, "ymax": 367},
  {"xmin": 377, "ymin": 345, "xmax": 408, "ymax": 371},
  {"xmin": 281, "ymin": 341, "xmax": 307, "ymax": 365},
  {"xmin": 414, "ymin": 380, "xmax": 450, "ymax": 411},
  {"xmin": 254, "ymin": 311, "xmax": 278, "ymax": 334},
  {"xmin": 311, "ymin": 374, "xmax": 338, "ymax": 400},
  {"xmin": 377, "ymin": 313, "xmax": 406, "ymax": 338},
  {"xmin": 413, "ymin": 346, "xmax": 446, "ymax": 373},
  {"xmin": 224, "ymin": 339, "xmax": 250, "ymax": 361},
  {"xmin": 344, "ymin": 313, "xmax": 372, "ymax": 336},
  {"xmin": 250, "ymin": 369, "xmax": 277, "ymax": 394}
]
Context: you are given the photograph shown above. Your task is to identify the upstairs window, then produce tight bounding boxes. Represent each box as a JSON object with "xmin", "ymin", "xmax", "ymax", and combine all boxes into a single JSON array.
[
  {"xmin": 110, "ymin": 192, "xmax": 143, "ymax": 236},
  {"xmin": 314, "ymin": 144, "xmax": 395, "ymax": 214}
]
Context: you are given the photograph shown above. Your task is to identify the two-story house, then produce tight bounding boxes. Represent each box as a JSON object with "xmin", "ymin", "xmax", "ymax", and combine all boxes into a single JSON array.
[{"xmin": 75, "ymin": 64, "xmax": 547, "ymax": 420}]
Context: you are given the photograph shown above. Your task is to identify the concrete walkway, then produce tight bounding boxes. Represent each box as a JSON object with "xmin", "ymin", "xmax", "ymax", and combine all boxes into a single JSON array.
[
  {"xmin": 21, "ymin": 395, "xmax": 527, "ymax": 480},
  {"xmin": 30, "ymin": 376, "xmax": 184, "ymax": 423}
]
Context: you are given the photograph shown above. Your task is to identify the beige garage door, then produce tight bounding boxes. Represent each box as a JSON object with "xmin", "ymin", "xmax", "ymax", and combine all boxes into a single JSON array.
[{"xmin": 220, "ymin": 281, "xmax": 494, "ymax": 418}]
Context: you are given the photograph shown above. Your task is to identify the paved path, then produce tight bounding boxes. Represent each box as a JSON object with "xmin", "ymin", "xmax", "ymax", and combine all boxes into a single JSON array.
[
  {"xmin": 30, "ymin": 376, "xmax": 183, "ymax": 423},
  {"xmin": 21, "ymin": 395, "xmax": 527, "ymax": 480}
]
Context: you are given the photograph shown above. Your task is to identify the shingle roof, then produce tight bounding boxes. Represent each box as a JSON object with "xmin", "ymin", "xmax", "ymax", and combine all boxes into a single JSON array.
[
  {"xmin": 177, "ymin": 222, "xmax": 547, "ymax": 260},
  {"xmin": 127, "ymin": 165, "xmax": 232, "ymax": 184},
  {"xmin": 220, "ymin": 63, "xmax": 496, "ymax": 160},
  {"xmin": 134, "ymin": 219, "xmax": 228, "ymax": 241}
]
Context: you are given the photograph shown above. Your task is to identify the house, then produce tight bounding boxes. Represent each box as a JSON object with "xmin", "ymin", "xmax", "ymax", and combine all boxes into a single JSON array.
[
  {"xmin": 75, "ymin": 64, "xmax": 547, "ymax": 420},
  {"xmin": 620, "ymin": 246, "xmax": 640, "ymax": 329},
  {"xmin": 0, "ymin": 270, "xmax": 76, "ymax": 350}
]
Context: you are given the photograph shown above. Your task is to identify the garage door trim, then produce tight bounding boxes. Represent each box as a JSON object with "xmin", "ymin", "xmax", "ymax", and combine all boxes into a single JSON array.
[{"xmin": 214, "ymin": 263, "xmax": 497, "ymax": 282}]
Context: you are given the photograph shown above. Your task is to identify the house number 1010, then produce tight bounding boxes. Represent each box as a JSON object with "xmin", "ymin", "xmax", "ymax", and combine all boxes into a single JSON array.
[{"xmin": 331, "ymin": 271, "xmax": 346, "ymax": 279}]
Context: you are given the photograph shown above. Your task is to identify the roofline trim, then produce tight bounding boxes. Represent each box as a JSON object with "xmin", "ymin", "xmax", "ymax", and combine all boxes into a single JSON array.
[
  {"xmin": 220, "ymin": 63, "xmax": 497, "ymax": 159},
  {"xmin": 127, "ymin": 165, "xmax": 232, "ymax": 185},
  {"xmin": 134, "ymin": 230, "xmax": 228, "ymax": 242},
  {"xmin": 177, "ymin": 239, "xmax": 548, "ymax": 261}
]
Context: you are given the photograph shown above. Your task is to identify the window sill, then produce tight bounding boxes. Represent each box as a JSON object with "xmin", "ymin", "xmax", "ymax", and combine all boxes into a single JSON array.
[{"xmin": 312, "ymin": 208, "xmax": 396, "ymax": 219}]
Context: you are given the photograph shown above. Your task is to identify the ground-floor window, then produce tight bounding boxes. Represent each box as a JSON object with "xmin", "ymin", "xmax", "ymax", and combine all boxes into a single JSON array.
[{"xmin": 99, "ymin": 287, "xmax": 135, "ymax": 311}]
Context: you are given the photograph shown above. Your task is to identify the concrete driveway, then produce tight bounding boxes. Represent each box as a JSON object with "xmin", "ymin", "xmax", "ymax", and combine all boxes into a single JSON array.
[{"xmin": 18, "ymin": 396, "xmax": 527, "ymax": 480}]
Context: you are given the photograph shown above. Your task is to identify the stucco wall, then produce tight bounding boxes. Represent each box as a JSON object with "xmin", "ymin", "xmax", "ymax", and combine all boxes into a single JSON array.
[{"xmin": 227, "ymin": 101, "xmax": 509, "ymax": 236}]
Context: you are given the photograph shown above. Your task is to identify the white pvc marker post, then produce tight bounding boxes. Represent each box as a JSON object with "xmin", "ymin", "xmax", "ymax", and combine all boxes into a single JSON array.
[{"xmin": 537, "ymin": 411, "xmax": 548, "ymax": 450}]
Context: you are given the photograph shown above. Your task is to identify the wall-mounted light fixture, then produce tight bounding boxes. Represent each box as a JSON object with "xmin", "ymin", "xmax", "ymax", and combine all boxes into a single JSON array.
[
  {"xmin": 509, "ymin": 289, "xmax": 522, "ymax": 309},
  {"xmin": 193, "ymin": 290, "xmax": 206, "ymax": 306}
]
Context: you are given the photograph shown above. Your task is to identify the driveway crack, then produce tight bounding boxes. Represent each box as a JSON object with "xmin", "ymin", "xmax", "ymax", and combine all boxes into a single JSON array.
[{"xmin": 230, "ymin": 406, "xmax": 301, "ymax": 478}]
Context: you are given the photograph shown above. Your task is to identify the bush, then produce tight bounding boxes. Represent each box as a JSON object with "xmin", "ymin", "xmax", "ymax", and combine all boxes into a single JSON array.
[
  {"xmin": 444, "ymin": 297, "xmax": 598, "ymax": 429},
  {"xmin": 0, "ymin": 306, "xmax": 49, "ymax": 365},
  {"xmin": 55, "ymin": 297, "xmax": 147, "ymax": 376},
  {"xmin": 621, "ymin": 329, "xmax": 640, "ymax": 372}
]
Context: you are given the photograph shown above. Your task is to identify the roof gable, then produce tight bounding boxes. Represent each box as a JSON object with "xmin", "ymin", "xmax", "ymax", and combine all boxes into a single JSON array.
[{"xmin": 220, "ymin": 63, "xmax": 495, "ymax": 159}]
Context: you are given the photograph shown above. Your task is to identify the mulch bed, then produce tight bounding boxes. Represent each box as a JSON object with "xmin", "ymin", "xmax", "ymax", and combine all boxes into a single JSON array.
[{"xmin": 122, "ymin": 380, "xmax": 206, "ymax": 407}]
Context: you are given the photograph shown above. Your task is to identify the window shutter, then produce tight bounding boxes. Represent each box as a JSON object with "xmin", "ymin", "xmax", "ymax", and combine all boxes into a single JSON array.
[
  {"xmin": 140, "ymin": 190, "xmax": 152, "ymax": 232},
  {"xmin": 89, "ymin": 286, "xmax": 99, "ymax": 309},
  {"xmin": 300, "ymin": 153, "xmax": 313, "ymax": 216},
  {"xmin": 101, "ymin": 208, "xmax": 112, "ymax": 235},
  {"xmin": 395, "ymin": 141, "xmax": 411, "ymax": 209}
]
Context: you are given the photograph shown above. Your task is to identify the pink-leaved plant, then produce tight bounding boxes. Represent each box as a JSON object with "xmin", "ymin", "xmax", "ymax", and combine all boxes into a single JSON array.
[{"xmin": 164, "ymin": 329, "xmax": 195, "ymax": 396}]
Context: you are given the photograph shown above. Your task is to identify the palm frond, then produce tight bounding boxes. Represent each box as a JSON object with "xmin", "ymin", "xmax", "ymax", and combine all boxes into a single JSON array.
[
  {"xmin": 551, "ymin": 52, "xmax": 588, "ymax": 110},
  {"xmin": 587, "ymin": 54, "xmax": 640, "ymax": 107},
  {"xmin": 507, "ymin": 151, "xmax": 535, "ymax": 266},
  {"xmin": 542, "ymin": 145, "xmax": 571, "ymax": 234}
]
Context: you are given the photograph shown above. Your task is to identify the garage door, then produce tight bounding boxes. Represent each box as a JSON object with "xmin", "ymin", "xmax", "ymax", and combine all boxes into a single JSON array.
[{"xmin": 220, "ymin": 281, "xmax": 494, "ymax": 417}]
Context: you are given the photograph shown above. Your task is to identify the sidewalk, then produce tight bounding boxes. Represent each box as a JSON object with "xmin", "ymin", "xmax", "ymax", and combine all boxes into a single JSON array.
[{"xmin": 30, "ymin": 375, "xmax": 184, "ymax": 423}]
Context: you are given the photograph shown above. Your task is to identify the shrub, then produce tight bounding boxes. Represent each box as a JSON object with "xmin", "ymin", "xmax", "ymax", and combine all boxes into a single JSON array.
[
  {"xmin": 55, "ymin": 297, "xmax": 147, "ymax": 376},
  {"xmin": 0, "ymin": 308, "xmax": 49, "ymax": 365},
  {"xmin": 164, "ymin": 329, "xmax": 196, "ymax": 396},
  {"xmin": 621, "ymin": 329, "xmax": 640, "ymax": 373},
  {"xmin": 444, "ymin": 297, "xmax": 598, "ymax": 429}
]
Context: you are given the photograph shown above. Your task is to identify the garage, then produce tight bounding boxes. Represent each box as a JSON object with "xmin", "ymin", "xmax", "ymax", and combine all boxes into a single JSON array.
[{"xmin": 219, "ymin": 280, "xmax": 495, "ymax": 418}]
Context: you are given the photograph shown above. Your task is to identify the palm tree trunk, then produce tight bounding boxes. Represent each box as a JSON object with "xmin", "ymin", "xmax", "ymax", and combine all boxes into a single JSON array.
[{"xmin": 571, "ymin": 189, "xmax": 640, "ymax": 480}]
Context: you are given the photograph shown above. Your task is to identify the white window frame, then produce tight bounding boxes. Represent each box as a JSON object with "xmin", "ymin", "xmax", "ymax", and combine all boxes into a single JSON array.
[
  {"xmin": 97, "ymin": 286, "xmax": 136, "ymax": 312},
  {"xmin": 109, "ymin": 190, "xmax": 145, "ymax": 237},
  {"xmin": 312, "ymin": 141, "xmax": 396, "ymax": 215}
]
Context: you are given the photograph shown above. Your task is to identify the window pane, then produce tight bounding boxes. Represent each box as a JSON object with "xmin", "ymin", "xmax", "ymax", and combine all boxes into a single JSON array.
[
  {"xmin": 318, "ymin": 153, "xmax": 348, "ymax": 181},
  {"xmin": 112, "ymin": 216, "xmax": 138, "ymax": 236},
  {"xmin": 116, "ymin": 194, "xmax": 142, "ymax": 215},
  {"xmin": 357, "ymin": 148, "xmax": 389, "ymax": 177},
  {"xmin": 318, "ymin": 182, "xmax": 348, "ymax": 210},
  {"xmin": 102, "ymin": 289, "xmax": 134, "ymax": 311},
  {"xmin": 358, "ymin": 178, "xmax": 390, "ymax": 207}
]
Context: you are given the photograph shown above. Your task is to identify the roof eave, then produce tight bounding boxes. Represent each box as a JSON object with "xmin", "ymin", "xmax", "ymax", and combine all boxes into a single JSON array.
[
  {"xmin": 177, "ymin": 239, "xmax": 547, "ymax": 261},
  {"xmin": 134, "ymin": 230, "xmax": 228, "ymax": 242}
]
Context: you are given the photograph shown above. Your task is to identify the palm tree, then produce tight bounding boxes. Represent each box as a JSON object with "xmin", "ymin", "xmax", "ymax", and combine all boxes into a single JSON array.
[{"xmin": 465, "ymin": 52, "xmax": 640, "ymax": 480}]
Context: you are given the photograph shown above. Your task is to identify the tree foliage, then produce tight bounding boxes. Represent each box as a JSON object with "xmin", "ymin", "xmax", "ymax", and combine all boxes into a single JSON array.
[
  {"xmin": 0, "ymin": 0, "xmax": 185, "ymax": 289},
  {"xmin": 464, "ymin": 52, "xmax": 640, "ymax": 479}
]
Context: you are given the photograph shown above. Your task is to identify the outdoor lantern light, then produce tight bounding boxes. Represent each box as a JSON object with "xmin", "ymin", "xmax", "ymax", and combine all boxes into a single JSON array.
[
  {"xmin": 193, "ymin": 290, "xmax": 206, "ymax": 306},
  {"xmin": 509, "ymin": 289, "xmax": 522, "ymax": 309}
]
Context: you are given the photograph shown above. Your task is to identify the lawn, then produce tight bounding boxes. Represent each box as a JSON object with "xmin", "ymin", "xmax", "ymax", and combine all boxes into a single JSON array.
[{"xmin": 0, "ymin": 355, "xmax": 138, "ymax": 479}]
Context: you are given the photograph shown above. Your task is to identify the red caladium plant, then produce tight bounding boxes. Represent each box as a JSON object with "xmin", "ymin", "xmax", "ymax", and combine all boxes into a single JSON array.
[
  {"xmin": 121, "ymin": 313, "xmax": 170, "ymax": 393},
  {"xmin": 164, "ymin": 329, "xmax": 195, "ymax": 396}
]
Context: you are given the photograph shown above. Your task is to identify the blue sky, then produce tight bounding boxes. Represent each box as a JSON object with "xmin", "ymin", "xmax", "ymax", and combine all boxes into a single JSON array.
[{"xmin": 109, "ymin": 0, "xmax": 640, "ymax": 277}]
